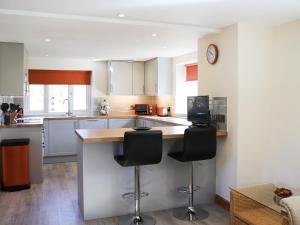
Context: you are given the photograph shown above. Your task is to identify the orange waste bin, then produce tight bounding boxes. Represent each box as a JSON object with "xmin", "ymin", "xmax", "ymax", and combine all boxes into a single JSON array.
[{"xmin": 1, "ymin": 139, "xmax": 30, "ymax": 191}]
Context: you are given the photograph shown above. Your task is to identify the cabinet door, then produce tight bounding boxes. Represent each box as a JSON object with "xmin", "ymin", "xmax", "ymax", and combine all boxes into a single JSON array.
[
  {"xmin": 78, "ymin": 119, "xmax": 107, "ymax": 129},
  {"xmin": 0, "ymin": 43, "xmax": 25, "ymax": 96},
  {"xmin": 48, "ymin": 120, "xmax": 78, "ymax": 156},
  {"xmin": 144, "ymin": 59, "xmax": 157, "ymax": 96},
  {"xmin": 132, "ymin": 62, "xmax": 145, "ymax": 95},
  {"xmin": 157, "ymin": 58, "xmax": 172, "ymax": 96},
  {"xmin": 109, "ymin": 61, "xmax": 133, "ymax": 95},
  {"xmin": 108, "ymin": 119, "xmax": 136, "ymax": 128}
]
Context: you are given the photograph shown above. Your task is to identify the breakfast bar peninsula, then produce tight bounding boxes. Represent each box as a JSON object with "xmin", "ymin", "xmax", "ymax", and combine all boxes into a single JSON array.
[{"xmin": 75, "ymin": 124, "xmax": 227, "ymax": 220}]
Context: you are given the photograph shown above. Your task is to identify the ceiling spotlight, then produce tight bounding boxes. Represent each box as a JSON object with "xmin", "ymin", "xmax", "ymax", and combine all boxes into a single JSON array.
[
  {"xmin": 151, "ymin": 33, "xmax": 157, "ymax": 37},
  {"xmin": 118, "ymin": 13, "xmax": 125, "ymax": 18},
  {"xmin": 45, "ymin": 38, "xmax": 51, "ymax": 42},
  {"xmin": 45, "ymin": 54, "xmax": 49, "ymax": 57}
]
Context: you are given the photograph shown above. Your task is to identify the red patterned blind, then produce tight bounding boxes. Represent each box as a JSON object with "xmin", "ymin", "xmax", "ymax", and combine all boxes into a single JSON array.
[
  {"xmin": 29, "ymin": 70, "xmax": 91, "ymax": 85},
  {"xmin": 185, "ymin": 63, "xmax": 198, "ymax": 81}
]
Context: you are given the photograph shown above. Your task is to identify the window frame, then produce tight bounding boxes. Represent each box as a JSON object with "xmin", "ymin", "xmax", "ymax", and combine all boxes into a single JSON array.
[{"xmin": 25, "ymin": 84, "xmax": 91, "ymax": 115}]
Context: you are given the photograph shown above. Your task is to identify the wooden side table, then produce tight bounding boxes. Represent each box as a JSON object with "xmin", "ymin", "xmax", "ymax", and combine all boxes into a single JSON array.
[{"xmin": 230, "ymin": 184, "xmax": 291, "ymax": 225}]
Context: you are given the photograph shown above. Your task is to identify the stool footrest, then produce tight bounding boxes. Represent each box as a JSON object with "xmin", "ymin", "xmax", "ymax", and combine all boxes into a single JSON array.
[
  {"xmin": 177, "ymin": 186, "xmax": 200, "ymax": 193},
  {"xmin": 122, "ymin": 192, "xmax": 149, "ymax": 199}
]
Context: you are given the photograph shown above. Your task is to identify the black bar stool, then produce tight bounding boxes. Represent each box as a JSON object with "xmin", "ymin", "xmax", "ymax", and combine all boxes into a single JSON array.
[
  {"xmin": 114, "ymin": 130, "xmax": 163, "ymax": 225},
  {"xmin": 168, "ymin": 126, "xmax": 216, "ymax": 221}
]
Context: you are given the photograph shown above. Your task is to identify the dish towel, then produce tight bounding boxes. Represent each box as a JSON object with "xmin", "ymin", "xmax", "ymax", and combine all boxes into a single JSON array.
[{"xmin": 280, "ymin": 196, "xmax": 300, "ymax": 225}]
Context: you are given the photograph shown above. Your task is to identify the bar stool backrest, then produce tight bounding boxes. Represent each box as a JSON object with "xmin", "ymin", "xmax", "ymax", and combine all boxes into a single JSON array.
[
  {"xmin": 123, "ymin": 130, "xmax": 163, "ymax": 166},
  {"xmin": 183, "ymin": 126, "xmax": 217, "ymax": 162}
]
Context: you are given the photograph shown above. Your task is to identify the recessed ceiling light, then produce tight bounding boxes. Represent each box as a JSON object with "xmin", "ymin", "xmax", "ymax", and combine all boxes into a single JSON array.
[
  {"xmin": 118, "ymin": 13, "xmax": 125, "ymax": 18},
  {"xmin": 45, "ymin": 54, "xmax": 49, "ymax": 57},
  {"xmin": 151, "ymin": 33, "xmax": 157, "ymax": 37},
  {"xmin": 163, "ymin": 46, "xmax": 167, "ymax": 49},
  {"xmin": 45, "ymin": 38, "xmax": 51, "ymax": 42}
]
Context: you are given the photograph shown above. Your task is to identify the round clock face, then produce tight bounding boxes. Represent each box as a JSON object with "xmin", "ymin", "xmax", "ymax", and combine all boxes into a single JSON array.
[{"xmin": 206, "ymin": 44, "xmax": 218, "ymax": 64}]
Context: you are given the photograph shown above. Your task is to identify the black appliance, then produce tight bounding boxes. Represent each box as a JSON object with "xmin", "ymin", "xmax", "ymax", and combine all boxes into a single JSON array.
[{"xmin": 187, "ymin": 96, "xmax": 210, "ymax": 127}]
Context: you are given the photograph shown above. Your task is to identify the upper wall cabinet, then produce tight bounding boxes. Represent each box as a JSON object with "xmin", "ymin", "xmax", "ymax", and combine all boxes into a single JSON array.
[
  {"xmin": 145, "ymin": 58, "xmax": 172, "ymax": 96},
  {"xmin": 132, "ymin": 62, "xmax": 145, "ymax": 96},
  {"xmin": 108, "ymin": 61, "xmax": 133, "ymax": 96},
  {"xmin": 0, "ymin": 42, "xmax": 26, "ymax": 96},
  {"xmin": 108, "ymin": 61, "xmax": 145, "ymax": 96}
]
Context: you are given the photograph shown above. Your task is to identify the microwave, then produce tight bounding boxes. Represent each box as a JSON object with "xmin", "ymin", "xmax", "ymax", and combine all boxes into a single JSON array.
[{"xmin": 135, "ymin": 104, "xmax": 157, "ymax": 115}]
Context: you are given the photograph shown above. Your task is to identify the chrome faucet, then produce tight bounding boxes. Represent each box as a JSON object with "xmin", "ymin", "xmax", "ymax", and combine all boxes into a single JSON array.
[{"xmin": 63, "ymin": 99, "xmax": 73, "ymax": 116}]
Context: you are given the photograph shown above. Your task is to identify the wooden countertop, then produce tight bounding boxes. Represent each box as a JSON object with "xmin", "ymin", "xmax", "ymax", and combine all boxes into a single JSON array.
[
  {"xmin": 76, "ymin": 126, "xmax": 227, "ymax": 143},
  {"xmin": 43, "ymin": 114, "xmax": 137, "ymax": 120},
  {"xmin": 0, "ymin": 123, "xmax": 43, "ymax": 128}
]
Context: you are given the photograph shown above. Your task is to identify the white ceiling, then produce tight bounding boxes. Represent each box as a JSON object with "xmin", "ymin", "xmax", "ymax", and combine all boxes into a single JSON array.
[{"xmin": 0, "ymin": 0, "xmax": 299, "ymax": 60}]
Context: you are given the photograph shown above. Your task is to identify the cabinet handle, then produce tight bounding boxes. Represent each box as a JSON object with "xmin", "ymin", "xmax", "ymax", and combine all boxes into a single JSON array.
[
  {"xmin": 110, "ymin": 84, "xmax": 113, "ymax": 93},
  {"xmin": 86, "ymin": 119, "xmax": 99, "ymax": 122},
  {"xmin": 143, "ymin": 85, "xmax": 145, "ymax": 94}
]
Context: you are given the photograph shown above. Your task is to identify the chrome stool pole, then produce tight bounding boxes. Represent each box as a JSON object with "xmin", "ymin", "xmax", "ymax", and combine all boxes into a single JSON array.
[
  {"xmin": 118, "ymin": 166, "xmax": 155, "ymax": 225},
  {"xmin": 173, "ymin": 162, "xmax": 209, "ymax": 221}
]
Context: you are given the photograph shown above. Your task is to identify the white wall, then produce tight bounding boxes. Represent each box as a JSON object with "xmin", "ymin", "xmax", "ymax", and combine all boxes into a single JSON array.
[
  {"xmin": 198, "ymin": 25, "xmax": 239, "ymax": 200},
  {"xmin": 266, "ymin": 20, "xmax": 300, "ymax": 188},
  {"xmin": 236, "ymin": 23, "xmax": 273, "ymax": 186},
  {"xmin": 198, "ymin": 19, "xmax": 300, "ymax": 201}
]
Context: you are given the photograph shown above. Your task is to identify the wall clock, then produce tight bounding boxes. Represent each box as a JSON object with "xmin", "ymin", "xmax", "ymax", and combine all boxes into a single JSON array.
[{"xmin": 206, "ymin": 44, "xmax": 219, "ymax": 64}]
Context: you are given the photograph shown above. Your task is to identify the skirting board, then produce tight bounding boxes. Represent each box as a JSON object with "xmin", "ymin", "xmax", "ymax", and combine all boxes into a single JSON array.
[{"xmin": 215, "ymin": 194, "xmax": 230, "ymax": 211}]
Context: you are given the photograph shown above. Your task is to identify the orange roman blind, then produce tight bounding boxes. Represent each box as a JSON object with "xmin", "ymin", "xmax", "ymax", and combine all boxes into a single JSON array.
[
  {"xmin": 28, "ymin": 70, "xmax": 91, "ymax": 85},
  {"xmin": 185, "ymin": 63, "xmax": 198, "ymax": 81}
]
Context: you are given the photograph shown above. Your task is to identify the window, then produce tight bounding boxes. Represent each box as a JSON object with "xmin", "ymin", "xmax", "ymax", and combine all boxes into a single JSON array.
[
  {"xmin": 175, "ymin": 62, "xmax": 198, "ymax": 115},
  {"xmin": 29, "ymin": 85, "xmax": 44, "ymax": 111},
  {"xmin": 27, "ymin": 85, "xmax": 90, "ymax": 114},
  {"xmin": 48, "ymin": 85, "xmax": 68, "ymax": 113},
  {"xmin": 73, "ymin": 85, "xmax": 87, "ymax": 111}
]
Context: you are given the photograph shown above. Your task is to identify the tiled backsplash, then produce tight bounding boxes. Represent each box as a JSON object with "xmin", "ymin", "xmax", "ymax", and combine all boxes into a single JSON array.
[
  {"xmin": 92, "ymin": 96, "xmax": 172, "ymax": 115},
  {"xmin": 0, "ymin": 96, "xmax": 24, "ymax": 107},
  {"xmin": 210, "ymin": 97, "xmax": 227, "ymax": 131}
]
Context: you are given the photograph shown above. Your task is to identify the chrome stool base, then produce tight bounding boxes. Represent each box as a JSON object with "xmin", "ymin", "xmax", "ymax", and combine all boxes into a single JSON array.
[
  {"xmin": 173, "ymin": 205, "xmax": 209, "ymax": 221},
  {"xmin": 118, "ymin": 214, "xmax": 156, "ymax": 225}
]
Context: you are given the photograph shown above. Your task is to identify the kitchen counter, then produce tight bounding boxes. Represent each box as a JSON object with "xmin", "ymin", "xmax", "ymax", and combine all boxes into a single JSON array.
[
  {"xmin": 0, "ymin": 117, "xmax": 43, "ymax": 128},
  {"xmin": 42, "ymin": 114, "xmax": 137, "ymax": 120},
  {"xmin": 76, "ymin": 126, "xmax": 227, "ymax": 143},
  {"xmin": 76, "ymin": 117, "xmax": 226, "ymax": 220}
]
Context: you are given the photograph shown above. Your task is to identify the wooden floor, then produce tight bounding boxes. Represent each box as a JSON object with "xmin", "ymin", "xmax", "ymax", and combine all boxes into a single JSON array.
[{"xmin": 0, "ymin": 163, "xmax": 229, "ymax": 225}]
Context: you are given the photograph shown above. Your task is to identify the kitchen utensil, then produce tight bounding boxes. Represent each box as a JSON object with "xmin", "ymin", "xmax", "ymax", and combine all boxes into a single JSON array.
[
  {"xmin": 4, "ymin": 113, "xmax": 10, "ymax": 125},
  {"xmin": 1, "ymin": 103, "xmax": 9, "ymax": 113},
  {"xmin": 9, "ymin": 103, "xmax": 17, "ymax": 112}
]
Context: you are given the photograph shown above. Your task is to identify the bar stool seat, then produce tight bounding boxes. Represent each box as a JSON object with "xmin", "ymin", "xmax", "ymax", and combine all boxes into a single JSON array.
[
  {"xmin": 168, "ymin": 126, "xmax": 217, "ymax": 221},
  {"xmin": 114, "ymin": 130, "xmax": 163, "ymax": 225}
]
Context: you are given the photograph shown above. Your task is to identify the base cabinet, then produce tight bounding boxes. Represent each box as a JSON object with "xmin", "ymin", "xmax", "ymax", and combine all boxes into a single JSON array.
[
  {"xmin": 78, "ymin": 119, "xmax": 107, "ymax": 129},
  {"xmin": 44, "ymin": 120, "xmax": 78, "ymax": 156},
  {"xmin": 108, "ymin": 118, "xmax": 136, "ymax": 128}
]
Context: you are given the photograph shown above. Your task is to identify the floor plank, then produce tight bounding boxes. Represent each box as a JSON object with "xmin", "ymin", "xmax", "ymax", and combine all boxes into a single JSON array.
[{"xmin": 0, "ymin": 162, "xmax": 229, "ymax": 225}]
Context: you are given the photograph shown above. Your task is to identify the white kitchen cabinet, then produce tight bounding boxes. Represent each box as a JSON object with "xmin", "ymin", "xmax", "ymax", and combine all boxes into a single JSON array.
[
  {"xmin": 78, "ymin": 119, "xmax": 108, "ymax": 129},
  {"xmin": 46, "ymin": 119, "xmax": 79, "ymax": 156},
  {"xmin": 145, "ymin": 58, "xmax": 172, "ymax": 96},
  {"xmin": 108, "ymin": 61, "xmax": 133, "ymax": 95},
  {"xmin": 137, "ymin": 119, "xmax": 172, "ymax": 128},
  {"xmin": 0, "ymin": 42, "xmax": 26, "ymax": 96},
  {"xmin": 108, "ymin": 118, "xmax": 136, "ymax": 128},
  {"xmin": 132, "ymin": 62, "xmax": 145, "ymax": 95},
  {"xmin": 136, "ymin": 118, "xmax": 146, "ymax": 127}
]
